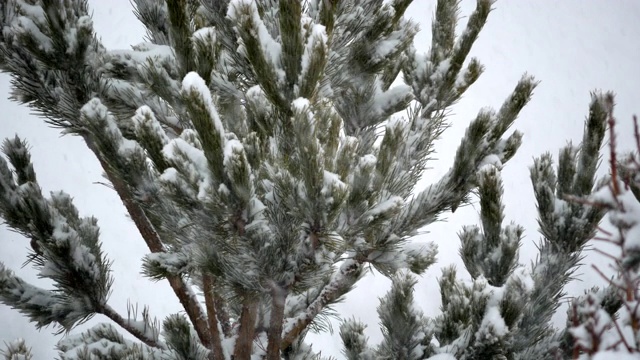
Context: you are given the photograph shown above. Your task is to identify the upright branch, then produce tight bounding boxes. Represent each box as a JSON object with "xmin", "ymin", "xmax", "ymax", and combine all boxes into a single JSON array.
[
  {"xmin": 0, "ymin": 0, "xmax": 563, "ymax": 358},
  {"xmin": 567, "ymin": 109, "xmax": 640, "ymax": 357},
  {"xmin": 202, "ymin": 275, "xmax": 225, "ymax": 360},
  {"xmin": 514, "ymin": 92, "xmax": 610, "ymax": 358},
  {"xmin": 0, "ymin": 0, "xmax": 211, "ymax": 349}
]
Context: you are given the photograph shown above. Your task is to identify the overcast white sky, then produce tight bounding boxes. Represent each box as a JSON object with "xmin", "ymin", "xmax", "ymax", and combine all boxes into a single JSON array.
[{"xmin": 1, "ymin": 1, "xmax": 639, "ymax": 358}]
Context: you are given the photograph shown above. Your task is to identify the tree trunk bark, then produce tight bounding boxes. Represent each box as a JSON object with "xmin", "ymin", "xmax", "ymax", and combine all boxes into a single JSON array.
[
  {"xmin": 266, "ymin": 285, "xmax": 288, "ymax": 360},
  {"xmin": 233, "ymin": 296, "xmax": 258, "ymax": 360}
]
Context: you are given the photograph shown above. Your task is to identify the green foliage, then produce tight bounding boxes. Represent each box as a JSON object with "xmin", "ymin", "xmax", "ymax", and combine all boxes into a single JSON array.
[
  {"xmin": 0, "ymin": 0, "xmax": 619, "ymax": 359},
  {"xmin": 1, "ymin": 339, "xmax": 32, "ymax": 360},
  {"xmin": 377, "ymin": 273, "xmax": 433, "ymax": 359}
]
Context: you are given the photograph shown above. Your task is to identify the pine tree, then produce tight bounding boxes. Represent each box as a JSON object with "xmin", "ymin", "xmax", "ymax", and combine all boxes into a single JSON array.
[
  {"xmin": 566, "ymin": 110, "xmax": 640, "ymax": 358},
  {"xmin": 0, "ymin": 0, "xmax": 621, "ymax": 359}
]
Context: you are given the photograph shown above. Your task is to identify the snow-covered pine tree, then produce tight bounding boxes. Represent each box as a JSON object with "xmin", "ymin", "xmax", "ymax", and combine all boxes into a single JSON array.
[
  {"xmin": 565, "ymin": 110, "xmax": 640, "ymax": 358},
  {"xmin": 0, "ymin": 0, "xmax": 615, "ymax": 359},
  {"xmin": 337, "ymin": 93, "xmax": 613, "ymax": 360}
]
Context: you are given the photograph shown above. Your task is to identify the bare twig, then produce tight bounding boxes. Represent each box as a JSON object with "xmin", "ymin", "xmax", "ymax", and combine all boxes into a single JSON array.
[
  {"xmin": 591, "ymin": 248, "xmax": 620, "ymax": 263},
  {"xmin": 591, "ymin": 265, "xmax": 619, "ymax": 288},
  {"xmin": 590, "ymin": 236, "xmax": 621, "ymax": 245},
  {"xmin": 609, "ymin": 311, "xmax": 633, "ymax": 352}
]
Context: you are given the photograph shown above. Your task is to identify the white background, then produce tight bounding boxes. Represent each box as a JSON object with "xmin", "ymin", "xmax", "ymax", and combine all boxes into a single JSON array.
[{"xmin": 1, "ymin": 1, "xmax": 639, "ymax": 358}]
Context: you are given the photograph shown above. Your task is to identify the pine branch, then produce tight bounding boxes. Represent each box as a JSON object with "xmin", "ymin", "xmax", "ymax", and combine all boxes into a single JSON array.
[
  {"xmin": 96, "ymin": 46, "xmax": 186, "ymax": 136},
  {"xmin": 57, "ymin": 322, "xmax": 165, "ymax": 359},
  {"xmin": 0, "ymin": 339, "xmax": 33, "ymax": 360},
  {"xmin": 132, "ymin": 0, "xmax": 171, "ymax": 45},
  {"xmin": 202, "ymin": 274, "xmax": 225, "ymax": 360},
  {"xmin": 429, "ymin": 0, "xmax": 458, "ymax": 65},
  {"xmin": 573, "ymin": 92, "xmax": 609, "ymax": 196},
  {"xmin": 377, "ymin": 272, "xmax": 431, "ymax": 359},
  {"xmin": 281, "ymin": 259, "xmax": 363, "ymax": 350},
  {"xmin": 166, "ymin": 0, "xmax": 195, "ymax": 77},
  {"xmin": 228, "ymin": 0, "xmax": 288, "ymax": 113},
  {"xmin": 0, "ymin": 265, "xmax": 79, "ymax": 331},
  {"xmin": 81, "ymin": 133, "xmax": 212, "ymax": 349},
  {"xmin": 395, "ymin": 75, "xmax": 534, "ymax": 236},
  {"xmin": 279, "ymin": 0, "xmax": 303, "ymax": 100},
  {"xmin": 340, "ymin": 318, "xmax": 374, "ymax": 360},
  {"xmin": 514, "ymin": 93, "xmax": 610, "ymax": 357},
  {"xmin": 0, "ymin": 2, "xmax": 213, "ymax": 348},
  {"xmin": 405, "ymin": 0, "xmax": 492, "ymax": 115},
  {"xmin": 162, "ymin": 313, "xmax": 210, "ymax": 359},
  {"xmin": 100, "ymin": 305, "xmax": 165, "ymax": 350}
]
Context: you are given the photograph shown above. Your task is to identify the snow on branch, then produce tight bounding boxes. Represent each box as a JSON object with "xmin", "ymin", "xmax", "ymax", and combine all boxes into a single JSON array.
[
  {"xmin": 0, "ymin": 0, "xmax": 592, "ymax": 358},
  {"xmin": 0, "ymin": 264, "xmax": 84, "ymax": 331},
  {"xmin": 281, "ymin": 259, "xmax": 363, "ymax": 350},
  {"xmin": 181, "ymin": 71, "xmax": 228, "ymax": 184},
  {"xmin": 57, "ymin": 322, "xmax": 166, "ymax": 359},
  {"xmin": 0, "ymin": 140, "xmax": 113, "ymax": 332}
]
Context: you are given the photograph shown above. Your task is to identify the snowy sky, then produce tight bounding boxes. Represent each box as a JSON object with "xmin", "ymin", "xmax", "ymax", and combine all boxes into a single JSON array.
[{"xmin": 1, "ymin": 1, "xmax": 639, "ymax": 359}]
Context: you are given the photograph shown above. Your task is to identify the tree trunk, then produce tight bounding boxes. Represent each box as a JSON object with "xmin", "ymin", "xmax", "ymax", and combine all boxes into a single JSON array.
[{"xmin": 233, "ymin": 296, "xmax": 258, "ymax": 360}]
